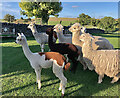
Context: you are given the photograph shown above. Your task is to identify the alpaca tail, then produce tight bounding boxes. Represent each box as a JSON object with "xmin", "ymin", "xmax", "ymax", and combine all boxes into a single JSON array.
[
  {"xmin": 64, "ymin": 62, "xmax": 71, "ymax": 70},
  {"xmin": 62, "ymin": 56, "xmax": 71, "ymax": 70}
]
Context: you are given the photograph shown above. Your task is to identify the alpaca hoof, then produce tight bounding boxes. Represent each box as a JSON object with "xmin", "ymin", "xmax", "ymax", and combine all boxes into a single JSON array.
[
  {"xmin": 98, "ymin": 80, "xmax": 102, "ymax": 84},
  {"xmin": 38, "ymin": 86, "xmax": 41, "ymax": 89},
  {"xmin": 111, "ymin": 77, "xmax": 119, "ymax": 83},
  {"xmin": 111, "ymin": 81, "xmax": 115, "ymax": 84},
  {"xmin": 38, "ymin": 84, "xmax": 41, "ymax": 89},
  {"xmin": 111, "ymin": 80, "xmax": 116, "ymax": 84},
  {"xmin": 88, "ymin": 67, "xmax": 94, "ymax": 71},
  {"xmin": 83, "ymin": 66, "xmax": 87, "ymax": 70},
  {"xmin": 62, "ymin": 94, "xmax": 64, "ymax": 97}
]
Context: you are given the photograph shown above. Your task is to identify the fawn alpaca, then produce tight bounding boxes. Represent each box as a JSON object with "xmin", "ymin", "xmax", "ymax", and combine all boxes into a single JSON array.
[{"xmin": 15, "ymin": 33, "xmax": 70, "ymax": 96}]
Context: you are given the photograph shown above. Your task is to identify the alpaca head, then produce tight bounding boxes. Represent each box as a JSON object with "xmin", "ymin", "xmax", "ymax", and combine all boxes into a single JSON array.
[
  {"xmin": 53, "ymin": 24, "xmax": 64, "ymax": 33},
  {"xmin": 46, "ymin": 28, "xmax": 54, "ymax": 35},
  {"xmin": 69, "ymin": 23, "xmax": 82, "ymax": 33},
  {"xmin": 15, "ymin": 33, "xmax": 27, "ymax": 45},
  {"xmin": 81, "ymin": 26, "xmax": 87, "ymax": 33},
  {"xmin": 28, "ymin": 22, "xmax": 36, "ymax": 30},
  {"xmin": 79, "ymin": 33, "xmax": 94, "ymax": 42}
]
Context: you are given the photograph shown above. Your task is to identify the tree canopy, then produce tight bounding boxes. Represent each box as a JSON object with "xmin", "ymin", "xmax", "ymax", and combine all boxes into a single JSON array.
[
  {"xmin": 19, "ymin": 1, "xmax": 63, "ymax": 24},
  {"xmin": 78, "ymin": 13, "xmax": 91, "ymax": 26},
  {"xmin": 100, "ymin": 17, "xmax": 116, "ymax": 32},
  {"xmin": 4, "ymin": 14, "xmax": 15, "ymax": 23}
]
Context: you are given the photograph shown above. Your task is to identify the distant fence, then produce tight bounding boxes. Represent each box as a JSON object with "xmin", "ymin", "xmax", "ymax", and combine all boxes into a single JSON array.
[{"xmin": 0, "ymin": 22, "xmax": 105, "ymax": 37}]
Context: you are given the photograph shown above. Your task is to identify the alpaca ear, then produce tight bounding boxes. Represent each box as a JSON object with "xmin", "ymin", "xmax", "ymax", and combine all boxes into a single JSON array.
[
  {"xmin": 90, "ymin": 34, "xmax": 95, "ymax": 39},
  {"xmin": 18, "ymin": 33, "xmax": 21, "ymax": 37},
  {"xmin": 21, "ymin": 33, "xmax": 25, "ymax": 36}
]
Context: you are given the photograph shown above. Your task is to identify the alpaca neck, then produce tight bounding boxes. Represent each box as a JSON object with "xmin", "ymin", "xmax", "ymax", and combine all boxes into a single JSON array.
[
  {"xmin": 57, "ymin": 31, "xmax": 64, "ymax": 42},
  {"xmin": 48, "ymin": 33, "xmax": 54, "ymax": 47},
  {"xmin": 72, "ymin": 31, "xmax": 83, "ymax": 47},
  {"xmin": 82, "ymin": 40, "xmax": 93, "ymax": 56},
  {"xmin": 31, "ymin": 26, "xmax": 38, "ymax": 35},
  {"xmin": 22, "ymin": 41, "xmax": 33, "ymax": 60}
]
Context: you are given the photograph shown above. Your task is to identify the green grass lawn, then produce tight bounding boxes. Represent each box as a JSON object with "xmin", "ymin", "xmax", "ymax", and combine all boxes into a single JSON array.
[
  {"xmin": 48, "ymin": 20, "xmax": 77, "ymax": 26},
  {"xmin": 1, "ymin": 33, "xmax": 120, "ymax": 96}
]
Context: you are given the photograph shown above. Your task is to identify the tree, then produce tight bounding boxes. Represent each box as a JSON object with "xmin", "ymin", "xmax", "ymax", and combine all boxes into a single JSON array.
[
  {"xmin": 4, "ymin": 14, "xmax": 15, "ymax": 23},
  {"xmin": 19, "ymin": 1, "xmax": 62, "ymax": 24},
  {"xmin": 91, "ymin": 18, "xmax": 96, "ymax": 26},
  {"xmin": 100, "ymin": 17, "xmax": 116, "ymax": 32},
  {"xmin": 78, "ymin": 13, "xmax": 91, "ymax": 26}
]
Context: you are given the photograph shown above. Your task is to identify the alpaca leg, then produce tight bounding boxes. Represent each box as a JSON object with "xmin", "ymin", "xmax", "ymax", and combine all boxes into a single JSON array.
[
  {"xmin": 59, "ymin": 82, "xmax": 62, "ymax": 91},
  {"xmin": 56, "ymin": 73, "xmax": 67, "ymax": 96},
  {"xmin": 35, "ymin": 68, "xmax": 42, "ymax": 89},
  {"xmin": 77, "ymin": 55, "xmax": 87, "ymax": 70},
  {"xmin": 98, "ymin": 74, "xmax": 104, "ymax": 84},
  {"xmin": 41, "ymin": 44, "xmax": 44, "ymax": 52},
  {"xmin": 53, "ymin": 63, "xmax": 67, "ymax": 96},
  {"xmin": 111, "ymin": 76, "xmax": 119, "ymax": 83},
  {"xmin": 40, "ymin": 44, "xmax": 42, "ymax": 52},
  {"xmin": 68, "ymin": 55, "xmax": 78, "ymax": 73}
]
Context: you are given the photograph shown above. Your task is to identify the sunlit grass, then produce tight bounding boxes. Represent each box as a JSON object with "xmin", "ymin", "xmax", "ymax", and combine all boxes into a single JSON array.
[{"xmin": 1, "ymin": 34, "xmax": 120, "ymax": 96}]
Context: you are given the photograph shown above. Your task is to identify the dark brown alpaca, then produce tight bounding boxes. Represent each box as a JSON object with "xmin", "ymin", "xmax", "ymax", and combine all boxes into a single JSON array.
[{"xmin": 46, "ymin": 28, "xmax": 81, "ymax": 73}]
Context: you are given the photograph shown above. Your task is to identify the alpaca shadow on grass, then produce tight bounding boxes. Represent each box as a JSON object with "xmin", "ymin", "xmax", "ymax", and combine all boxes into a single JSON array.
[
  {"xmin": 2, "ymin": 78, "xmax": 59, "ymax": 95},
  {"xmin": 2, "ymin": 44, "xmax": 49, "ymax": 75},
  {"xmin": 1, "ymin": 71, "xmax": 26, "ymax": 78},
  {"xmin": 64, "ymin": 59, "xmax": 120, "ymax": 96}
]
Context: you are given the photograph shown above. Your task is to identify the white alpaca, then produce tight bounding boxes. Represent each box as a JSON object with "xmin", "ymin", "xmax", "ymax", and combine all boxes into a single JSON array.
[
  {"xmin": 80, "ymin": 33, "xmax": 120, "ymax": 83},
  {"xmin": 15, "ymin": 33, "xmax": 70, "ymax": 96},
  {"xmin": 28, "ymin": 22, "xmax": 57, "ymax": 52},
  {"xmin": 53, "ymin": 24, "xmax": 72, "ymax": 43},
  {"xmin": 81, "ymin": 26, "xmax": 114, "ymax": 49}
]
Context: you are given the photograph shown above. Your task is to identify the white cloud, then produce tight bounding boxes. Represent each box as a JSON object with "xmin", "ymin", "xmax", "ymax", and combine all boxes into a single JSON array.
[{"xmin": 72, "ymin": 6, "xmax": 79, "ymax": 8}]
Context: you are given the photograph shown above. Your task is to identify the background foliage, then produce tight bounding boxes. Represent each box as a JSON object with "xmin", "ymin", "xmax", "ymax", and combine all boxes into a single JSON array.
[
  {"xmin": 19, "ymin": 1, "xmax": 62, "ymax": 24},
  {"xmin": 4, "ymin": 14, "xmax": 15, "ymax": 23},
  {"xmin": 77, "ymin": 13, "xmax": 118, "ymax": 33}
]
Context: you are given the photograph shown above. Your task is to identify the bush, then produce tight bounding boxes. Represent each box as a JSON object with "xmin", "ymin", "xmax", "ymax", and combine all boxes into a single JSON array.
[
  {"xmin": 4, "ymin": 14, "xmax": 15, "ymax": 22},
  {"xmin": 78, "ymin": 13, "xmax": 91, "ymax": 26},
  {"xmin": 100, "ymin": 17, "xmax": 116, "ymax": 32},
  {"xmin": 91, "ymin": 18, "xmax": 97, "ymax": 26}
]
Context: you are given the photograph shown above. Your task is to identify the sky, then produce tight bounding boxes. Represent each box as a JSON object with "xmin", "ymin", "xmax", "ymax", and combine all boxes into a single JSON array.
[{"xmin": 0, "ymin": 1, "xmax": 119, "ymax": 19}]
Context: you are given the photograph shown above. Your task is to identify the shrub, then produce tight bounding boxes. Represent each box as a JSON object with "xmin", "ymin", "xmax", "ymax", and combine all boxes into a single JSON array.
[
  {"xmin": 4, "ymin": 14, "xmax": 15, "ymax": 22},
  {"xmin": 78, "ymin": 13, "xmax": 91, "ymax": 26},
  {"xmin": 100, "ymin": 17, "xmax": 116, "ymax": 32}
]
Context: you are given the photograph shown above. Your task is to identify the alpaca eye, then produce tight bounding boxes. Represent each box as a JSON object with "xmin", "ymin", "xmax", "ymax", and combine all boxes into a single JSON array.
[
  {"xmin": 18, "ymin": 39, "xmax": 22, "ymax": 41},
  {"xmin": 74, "ymin": 28, "xmax": 76, "ymax": 29}
]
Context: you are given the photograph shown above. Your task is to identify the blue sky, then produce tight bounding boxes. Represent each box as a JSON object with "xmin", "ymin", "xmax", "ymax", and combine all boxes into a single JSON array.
[{"xmin": 0, "ymin": 1, "xmax": 119, "ymax": 19}]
